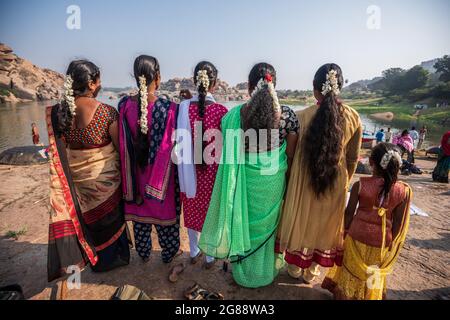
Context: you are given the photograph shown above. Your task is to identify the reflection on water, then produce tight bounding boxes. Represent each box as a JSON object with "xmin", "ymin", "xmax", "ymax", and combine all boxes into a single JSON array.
[{"xmin": 0, "ymin": 94, "xmax": 443, "ymax": 153}]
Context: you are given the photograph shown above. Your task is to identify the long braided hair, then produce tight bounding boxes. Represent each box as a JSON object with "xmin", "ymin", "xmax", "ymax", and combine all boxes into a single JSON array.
[
  {"xmin": 133, "ymin": 55, "xmax": 160, "ymax": 168},
  {"xmin": 193, "ymin": 61, "xmax": 218, "ymax": 167},
  {"xmin": 303, "ymin": 63, "xmax": 345, "ymax": 197}
]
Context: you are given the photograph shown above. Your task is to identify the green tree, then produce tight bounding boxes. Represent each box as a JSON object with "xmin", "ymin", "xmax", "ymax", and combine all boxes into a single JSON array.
[
  {"xmin": 401, "ymin": 65, "xmax": 429, "ymax": 92},
  {"xmin": 434, "ymin": 55, "xmax": 450, "ymax": 82}
]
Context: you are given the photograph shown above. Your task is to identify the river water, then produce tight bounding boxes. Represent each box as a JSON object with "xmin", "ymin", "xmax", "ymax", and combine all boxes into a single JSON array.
[{"xmin": 0, "ymin": 94, "xmax": 442, "ymax": 153}]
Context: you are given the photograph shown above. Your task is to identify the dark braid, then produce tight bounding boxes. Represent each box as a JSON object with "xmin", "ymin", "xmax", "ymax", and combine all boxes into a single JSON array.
[
  {"xmin": 303, "ymin": 63, "xmax": 345, "ymax": 197},
  {"xmin": 193, "ymin": 61, "xmax": 218, "ymax": 167},
  {"xmin": 243, "ymin": 62, "xmax": 279, "ymax": 151},
  {"xmin": 133, "ymin": 55, "xmax": 160, "ymax": 168},
  {"xmin": 370, "ymin": 143, "xmax": 401, "ymax": 202}
]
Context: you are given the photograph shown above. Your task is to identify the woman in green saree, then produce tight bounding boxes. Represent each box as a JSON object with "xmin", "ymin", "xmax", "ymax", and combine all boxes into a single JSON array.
[{"xmin": 199, "ymin": 63, "xmax": 299, "ymax": 288}]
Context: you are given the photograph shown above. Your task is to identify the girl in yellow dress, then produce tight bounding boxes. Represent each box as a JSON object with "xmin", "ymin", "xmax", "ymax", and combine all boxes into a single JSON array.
[{"xmin": 322, "ymin": 142, "xmax": 412, "ymax": 300}]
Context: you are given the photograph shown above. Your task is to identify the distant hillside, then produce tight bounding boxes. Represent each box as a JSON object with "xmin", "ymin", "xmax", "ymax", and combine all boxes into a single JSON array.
[
  {"xmin": 420, "ymin": 58, "xmax": 439, "ymax": 73},
  {"xmin": 106, "ymin": 78, "xmax": 250, "ymax": 102},
  {"xmin": 344, "ymin": 56, "xmax": 443, "ymax": 95}
]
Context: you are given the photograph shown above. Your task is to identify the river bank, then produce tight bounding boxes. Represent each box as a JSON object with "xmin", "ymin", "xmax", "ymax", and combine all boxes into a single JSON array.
[
  {"xmin": 346, "ymin": 97, "xmax": 449, "ymax": 145},
  {"xmin": 0, "ymin": 152, "xmax": 449, "ymax": 300}
]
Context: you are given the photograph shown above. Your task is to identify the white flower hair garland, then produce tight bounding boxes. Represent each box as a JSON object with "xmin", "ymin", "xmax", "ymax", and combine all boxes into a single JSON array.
[
  {"xmin": 62, "ymin": 75, "xmax": 76, "ymax": 116},
  {"xmin": 251, "ymin": 74, "xmax": 281, "ymax": 113},
  {"xmin": 380, "ymin": 150, "xmax": 402, "ymax": 169},
  {"xmin": 196, "ymin": 70, "xmax": 210, "ymax": 91},
  {"xmin": 138, "ymin": 75, "xmax": 149, "ymax": 134},
  {"xmin": 321, "ymin": 69, "xmax": 340, "ymax": 96}
]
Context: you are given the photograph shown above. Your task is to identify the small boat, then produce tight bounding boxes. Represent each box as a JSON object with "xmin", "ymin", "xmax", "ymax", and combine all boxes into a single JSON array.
[{"xmin": 362, "ymin": 131, "xmax": 376, "ymax": 143}]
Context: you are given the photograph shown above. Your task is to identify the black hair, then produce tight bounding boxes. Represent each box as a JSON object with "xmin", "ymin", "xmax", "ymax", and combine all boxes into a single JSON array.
[
  {"xmin": 303, "ymin": 63, "xmax": 345, "ymax": 197},
  {"xmin": 133, "ymin": 55, "xmax": 160, "ymax": 168},
  {"xmin": 242, "ymin": 62, "xmax": 279, "ymax": 150},
  {"xmin": 370, "ymin": 142, "xmax": 401, "ymax": 202},
  {"xmin": 401, "ymin": 129, "xmax": 409, "ymax": 136},
  {"xmin": 411, "ymin": 126, "xmax": 416, "ymax": 130},
  {"xmin": 193, "ymin": 61, "xmax": 218, "ymax": 166},
  {"xmin": 381, "ymin": 129, "xmax": 384, "ymax": 132},
  {"xmin": 55, "ymin": 60, "xmax": 100, "ymax": 137}
]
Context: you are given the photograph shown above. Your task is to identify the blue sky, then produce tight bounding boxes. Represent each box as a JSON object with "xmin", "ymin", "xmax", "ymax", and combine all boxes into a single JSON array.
[{"xmin": 0, "ymin": 0, "xmax": 449, "ymax": 89}]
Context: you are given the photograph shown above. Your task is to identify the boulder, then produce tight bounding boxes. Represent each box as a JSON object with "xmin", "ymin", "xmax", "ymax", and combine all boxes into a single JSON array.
[
  {"xmin": 0, "ymin": 43, "xmax": 13, "ymax": 54},
  {"xmin": 0, "ymin": 53, "xmax": 16, "ymax": 62},
  {"xmin": 13, "ymin": 85, "xmax": 36, "ymax": 100},
  {"xmin": 0, "ymin": 72, "xmax": 11, "ymax": 87},
  {"xmin": 0, "ymin": 146, "xmax": 49, "ymax": 165}
]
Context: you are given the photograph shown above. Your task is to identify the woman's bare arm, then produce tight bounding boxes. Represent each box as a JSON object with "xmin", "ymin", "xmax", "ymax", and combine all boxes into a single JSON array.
[
  {"xmin": 109, "ymin": 120, "xmax": 120, "ymax": 152},
  {"xmin": 391, "ymin": 195, "xmax": 409, "ymax": 241},
  {"xmin": 285, "ymin": 133, "xmax": 298, "ymax": 182}
]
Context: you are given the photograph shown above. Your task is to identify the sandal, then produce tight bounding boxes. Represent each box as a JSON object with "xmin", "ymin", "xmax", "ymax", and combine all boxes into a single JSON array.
[
  {"xmin": 203, "ymin": 259, "xmax": 216, "ymax": 270},
  {"xmin": 168, "ymin": 262, "xmax": 185, "ymax": 283},
  {"xmin": 184, "ymin": 282, "xmax": 201, "ymax": 300},
  {"xmin": 184, "ymin": 282, "xmax": 224, "ymax": 300},
  {"xmin": 190, "ymin": 251, "xmax": 203, "ymax": 265},
  {"xmin": 166, "ymin": 249, "xmax": 184, "ymax": 263}
]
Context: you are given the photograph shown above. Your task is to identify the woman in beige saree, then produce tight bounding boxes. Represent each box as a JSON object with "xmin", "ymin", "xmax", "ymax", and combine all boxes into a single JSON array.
[
  {"xmin": 276, "ymin": 63, "xmax": 362, "ymax": 283},
  {"xmin": 47, "ymin": 60, "xmax": 130, "ymax": 282}
]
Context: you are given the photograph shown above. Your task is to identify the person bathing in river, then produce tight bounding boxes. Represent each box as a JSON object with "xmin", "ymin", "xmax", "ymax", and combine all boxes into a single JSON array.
[
  {"xmin": 322, "ymin": 143, "xmax": 412, "ymax": 300},
  {"xmin": 118, "ymin": 55, "xmax": 182, "ymax": 265},
  {"xmin": 31, "ymin": 123, "xmax": 40, "ymax": 145},
  {"xmin": 177, "ymin": 61, "xmax": 228, "ymax": 269}
]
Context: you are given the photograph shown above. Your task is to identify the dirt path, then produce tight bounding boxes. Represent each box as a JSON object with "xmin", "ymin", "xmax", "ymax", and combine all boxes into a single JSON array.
[{"xmin": 0, "ymin": 156, "xmax": 449, "ymax": 300}]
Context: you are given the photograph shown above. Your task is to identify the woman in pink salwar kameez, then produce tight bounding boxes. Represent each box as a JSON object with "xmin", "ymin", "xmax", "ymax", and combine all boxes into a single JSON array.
[{"xmin": 119, "ymin": 55, "xmax": 181, "ymax": 263}]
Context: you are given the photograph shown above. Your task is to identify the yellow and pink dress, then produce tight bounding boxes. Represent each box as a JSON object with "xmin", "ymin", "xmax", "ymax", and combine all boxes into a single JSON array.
[{"xmin": 322, "ymin": 176, "xmax": 412, "ymax": 300}]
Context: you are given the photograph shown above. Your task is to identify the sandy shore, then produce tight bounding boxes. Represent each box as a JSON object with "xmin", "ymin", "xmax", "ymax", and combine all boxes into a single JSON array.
[{"xmin": 0, "ymin": 154, "xmax": 449, "ymax": 300}]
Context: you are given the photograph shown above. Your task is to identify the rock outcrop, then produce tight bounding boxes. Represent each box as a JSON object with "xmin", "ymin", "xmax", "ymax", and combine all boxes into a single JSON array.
[
  {"xmin": 157, "ymin": 77, "xmax": 249, "ymax": 102},
  {"xmin": 0, "ymin": 43, "xmax": 64, "ymax": 103},
  {"xmin": 0, "ymin": 146, "xmax": 49, "ymax": 165}
]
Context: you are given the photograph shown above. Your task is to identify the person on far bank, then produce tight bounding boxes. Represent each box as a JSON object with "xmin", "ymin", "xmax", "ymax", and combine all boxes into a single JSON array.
[
  {"xmin": 409, "ymin": 126, "xmax": 419, "ymax": 149},
  {"xmin": 417, "ymin": 125, "xmax": 427, "ymax": 150},
  {"xmin": 393, "ymin": 130, "xmax": 414, "ymax": 163},
  {"xmin": 385, "ymin": 127, "xmax": 392, "ymax": 143},
  {"xmin": 375, "ymin": 128, "xmax": 385, "ymax": 144}
]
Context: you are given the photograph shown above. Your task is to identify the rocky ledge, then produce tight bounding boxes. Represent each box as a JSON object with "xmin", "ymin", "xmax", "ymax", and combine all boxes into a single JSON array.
[{"xmin": 0, "ymin": 43, "xmax": 64, "ymax": 103}]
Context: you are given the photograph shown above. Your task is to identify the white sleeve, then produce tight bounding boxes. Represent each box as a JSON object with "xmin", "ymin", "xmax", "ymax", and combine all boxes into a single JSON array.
[{"xmin": 176, "ymin": 100, "xmax": 197, "ymax": 198}]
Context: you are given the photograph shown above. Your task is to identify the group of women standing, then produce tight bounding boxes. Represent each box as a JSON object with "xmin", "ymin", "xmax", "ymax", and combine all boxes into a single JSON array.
[{"xmin": 46, "ymin": 57, "xmax": 412, "ymax": 300}]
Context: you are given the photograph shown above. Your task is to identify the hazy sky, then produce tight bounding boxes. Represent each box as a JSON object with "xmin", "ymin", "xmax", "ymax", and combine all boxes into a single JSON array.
[{"xmin": 1, "ymin": 0, "xmax": 449, "ymax": 89}]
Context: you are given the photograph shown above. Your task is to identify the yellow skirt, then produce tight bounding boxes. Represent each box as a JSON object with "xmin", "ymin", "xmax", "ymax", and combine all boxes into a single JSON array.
[{"xmin": 322, "ymin": 236, "xmax": 389, "ymax": 300}]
